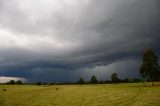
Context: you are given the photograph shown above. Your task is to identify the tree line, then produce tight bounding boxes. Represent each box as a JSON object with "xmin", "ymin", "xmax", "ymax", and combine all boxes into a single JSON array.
[
  {"xmin": 76, "ymin": 74, "xmax": 141, "ymax": 84},
  {"xmin": 5, "ymin": 80, "xmax": 23, "ymax": 85},
  {"xmin": 77, "ymin": 49, "xmax": 160, "ymax": 85}
]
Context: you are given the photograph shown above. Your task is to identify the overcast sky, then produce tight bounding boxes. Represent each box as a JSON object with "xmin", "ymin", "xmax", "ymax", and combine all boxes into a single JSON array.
[{"xmin": 0, "ymin": 0, "xmax": 160, "ymax": 82}]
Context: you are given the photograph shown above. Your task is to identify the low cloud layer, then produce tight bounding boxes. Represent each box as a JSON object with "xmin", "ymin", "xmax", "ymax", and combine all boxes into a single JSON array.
[
  {"xmin": 0, "ymin": 76, "xmax": 26, "ymax": 83},
  {"xmin": 0, "ymin": 0, "xmax": 160, "ymax": 82}
]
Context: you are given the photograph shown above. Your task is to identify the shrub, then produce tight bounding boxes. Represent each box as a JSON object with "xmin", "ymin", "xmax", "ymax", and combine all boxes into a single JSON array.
[
  {"xmin": 3, "ymin": 89, "xmax": 7, "ymax": 91},
  {"xmin": 36, "ymin": 82, "xmax": 42, "ymax": 85}
]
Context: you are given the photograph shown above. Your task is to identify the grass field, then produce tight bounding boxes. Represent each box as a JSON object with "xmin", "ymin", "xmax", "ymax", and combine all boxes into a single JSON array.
[{"xmin": 0, "ymin": 83, "xmax": 160, "ymax": 106}]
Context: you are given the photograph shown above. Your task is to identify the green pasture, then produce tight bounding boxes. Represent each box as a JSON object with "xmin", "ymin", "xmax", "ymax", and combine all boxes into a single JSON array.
[{"xmin": 0, "ymin": 83, "xmax": 160, "ymax": 106}]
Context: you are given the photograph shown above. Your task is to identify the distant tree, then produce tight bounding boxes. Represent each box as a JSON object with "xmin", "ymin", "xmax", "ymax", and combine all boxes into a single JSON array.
[
  {"xmin": 49, "ymin": 83, "xmax": 55, "ymax": 85},
  {"xmin": 77, "ymin": 77, "xmax": 85, "ymax": 84},
  {"xmin": 105, "ymin": 80, "xmax": 111, "ymax": 84},
  {"xmin": 36, "ymin": 82, "xmax": 42, "ymax": 85},
  {"xmin": 129, "ymin": 79, "xmax": 141, "ymax": 83},
  {"xmin": 123, "ymin": 78, "xmax": 129, "ymax": 83},
  {"xmin": 111, "ymin": 73, "xmax": 120, "ymax": 83},
  {"xmin": 140, "ymin": 49, "xmax": 160, "ymax": 85},
  {"xmin": 16, "ymin": 80, "xmax": 22, "ymax": 85},
  {"xmin": 42, "ymin": 82, "xmax": 47, "ymax": 85},
  {"xmin": 90, "ymin": 75, "xmax": 98, "ymax": 84},
  {"xmin": 9, "ymin": 80, "xmax": 15, "ymax": 85},
  {"xmin": 99, "ymin": 80, "xmax": 104, "ymax": 84}
]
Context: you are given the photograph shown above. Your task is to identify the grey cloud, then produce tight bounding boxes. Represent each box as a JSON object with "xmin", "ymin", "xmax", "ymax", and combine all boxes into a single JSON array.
[
  {"xmin": 0, "ymin": 0, "xmax": 160, "ymax": 82},
  {"xmin": 78, "ymin": 58, "xmax": 141, "ymax": 81}
]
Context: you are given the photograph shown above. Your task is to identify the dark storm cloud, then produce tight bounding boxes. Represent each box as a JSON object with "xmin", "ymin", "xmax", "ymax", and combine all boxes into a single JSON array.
[{"xmin": 0, "ymin": 0, "xmax": 160, "ymax": 82}]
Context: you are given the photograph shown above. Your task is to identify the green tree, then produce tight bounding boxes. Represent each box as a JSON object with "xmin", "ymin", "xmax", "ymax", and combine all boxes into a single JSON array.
[
  {"xmin": 111, "ymin": 73, "xmax": 120, "ymax": 83},
  {"xmin": 77, "ymin": 77, "xmax": 85, "ymax": 84},
  {"xmin": 16, "ymin": 80, "xmax": 22, "ymax": 85},
  {"xmin": 90, "ymin": 75, "xmax": 98, "ymax": 84},
  {"xmin": 140, "ymin": 49, "xmax": 160, "ymax": 85},
  {"xmin": 9, "ymin": 80, "xmax": 15, "ymax": 85}
]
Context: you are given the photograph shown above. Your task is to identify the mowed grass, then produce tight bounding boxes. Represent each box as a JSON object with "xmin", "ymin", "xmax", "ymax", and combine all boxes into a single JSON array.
[{"xmin": 0, "ymin": 83, "xmax": 160, "ymax": 106}]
